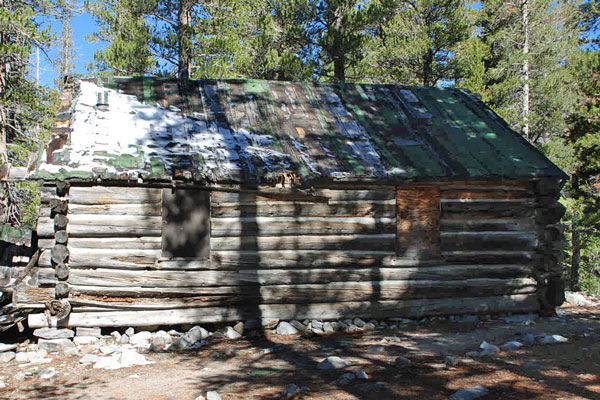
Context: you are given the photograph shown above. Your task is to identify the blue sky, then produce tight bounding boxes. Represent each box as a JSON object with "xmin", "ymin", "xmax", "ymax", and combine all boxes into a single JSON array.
[{"xmin": 35, "ymin": 11, "xmax": 104, "ymax": 87}]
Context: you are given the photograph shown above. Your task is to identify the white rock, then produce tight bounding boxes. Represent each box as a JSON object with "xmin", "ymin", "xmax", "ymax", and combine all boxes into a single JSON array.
[
  {"xmin": 501, "ymin": 341, "xmax": 524, "ymax": 351},
  {"xmin": 479, "ymin": 341, "xmax": 500, "ymax": 356},
  {"xmin": 276, "ymin": 322, "xmax": 299, "ymax": 335},
  {"xmin": 129, "ymin": 331, "xmax": 153, "ymax": 348},
  {"xmin": 450, "ymin": 386, "xmax": 489, "ymax": 400},
  {"xmin": 289, "ymin": 320, "xmax": 309, "ymax": 332},
  {"xmin": 317, "ymin": 356, "xmax": 352, "ymax": 370},
  {"xmin": 224, "ymin": 326, "xmax": 242, "ymax": 339},
  {"xmin": 540, "ymin": 335, "xmax": 568, "ymax": 344},
  {"xmin": 93, "ymin": 356, "xmax": 122, "ymax": 370},
  {"xmin": 15, "ymin": 352, "xmax": 28, "ymax": 363},
  {"xmin": 0, "ymin": 351, "xmax": 15, "ymax": 363},
  {"xmin": 73, "ymin": 336, "xmax": 98, "ymax": 346},
  {"xmin": 33, "ymin": 328, "xmax": 74, "ymax": 340},
  {"xmin": 39, "ymin": 368, "xmax": 56, "ymax": 379},
  {"xmin": 206, "ymin": 391, "xmax": 222, "ymax": 400},
  {"xmin": 110, "ymin": 331, "xmax": 122, "ymax": 340},
  {"xmin": 565, "ymin": 291, "xmax": 594, "ymax": 306},
  {"xmin": 261, "ymin": 319, "xmax": 279, "ymax": 329},
  {"xmin": 0, "ymin": 343, "xmax": 17, "ymax": 352},
  {"xmin": 118, "ymin": 349, "xmax": 153, "ymax": 367},
  {"xmin": 99, "ymin": 345, "xmax": 119, "ymax": 355},
  {"xmin": 38, "ymin": 338, "xmax": 77, "ymax": 354},
  {"xmin": 233, "ymin": 322, "xmax": 244, "ymax": 335},
  {"xmin": 353, "ymin": 318, "xmax": 366, "ymax": 327},
  {"xmin": 0, "ymin": 381, "xmax": 5, "ymax": 389}
]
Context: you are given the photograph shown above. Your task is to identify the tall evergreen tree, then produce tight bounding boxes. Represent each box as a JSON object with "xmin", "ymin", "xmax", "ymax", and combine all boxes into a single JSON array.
[{"xmin": 55, "ymin": 10, "xmax": 76, "ymax": 88}]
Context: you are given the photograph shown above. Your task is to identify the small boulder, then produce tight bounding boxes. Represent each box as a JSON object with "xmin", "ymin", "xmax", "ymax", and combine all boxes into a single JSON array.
[
  {"xmin": 186, "ymin": 326, "xmax": 210, "ymax": 343},
  {"xmin": 206, "ymin": 391, "xmax": 222, "ymax": 400},
  {"xmin": 479, "ymin": 341, "xmax": 500, "ymax": 356},
  {"xmin": 450, "ymin": 386, "xmax": 489, "ymax": 400},
  {"xmin": 76, "ymin": 327, "xmax": 102, "ymax": 337},
  {"xmin": 125, "ymin": 327, "xmax": 135, "ymax": 336},
  {"xmin": 261, "ymin": 319, "xmax": 279, "ymax": 329},
  {"xmin": 79, "ymin": 354, "xmax": 101, "ymax": 365},
  {"xmin": 110, "ymin": 331, "xmax": 121, "ymax": 341},
  {"xmin": 444, "ymin": 355, "xmax": 460, "ymax": 367},
  {"xmin": 356, "ymin": 370, "xmax": 369, "ymax": 380},
  {"xmin": 283, "ymin": 383, "xmax": 301, "ymax": 398},
  {"xmin": 565, "ymin": 291, "xmax": 594, "ymax": 306},
  {"xmin": 317, "ymin": 356, "xmax": 352, "ymax": 370},
  {"xmin": 225, "ymin": 326, "xmax": 242, "ymax": 339},
  {"xmin": 311, "ymin": 320, "xmax": 324, "ymax": 330},
  {"xmin": 540, "ymin": 335, "xmax": 568, "ymax": 344},
  {"xmin": 353, "ymin": 318, "xmax": 366, "ymax": 328},
  {"xmin": 73, "ymin": 336, "xmax": 98, "ymax": 346},
  {"xmin": 0, "ymin": 343, "xmax": 17, "ymax": 352},
  {"xmin": 322, "ymin": 322, "xmax": 334, "ymax": 333},
  {"xmin": 276, "ymin": 322, "xmax": 299, "ymax": 336},
  {"xmin": 33, "ymin": 328, "xmax": 74, "ymax": 340},
  {"xmin": 289, "ymin": 320, "xmax": 309, "ymax": 333},
  {"xmin": 0, "ymin": 352, "xmax": 15, "ymax": 363},
  {"xmin": 118, "ymin": 349, "xmax": 153, "ymax": 367},
  {"xmin": 501, "ymin": 341, "xmax": 524, "ymax": 351},
  {"xmin": 333, "ymin": 372, "xmax": 355, "ymax": 386},
  {"xmin": 118, "ymin": 334, "xmax": 130, "ymax": 344},
  {"xmin": 233, "ymin": 322, "xmax": 244, "ymax": 335},
  {"xmin": 130, "ymin": 331, "xmax": 153, "ymax": 348},
  {"xmin": 394, "ymin": 356, "xmax": 411, "ymax": 368},
  {"xmin": 38, "ymin": 338, "xmax": 76, "ymax": 354}
]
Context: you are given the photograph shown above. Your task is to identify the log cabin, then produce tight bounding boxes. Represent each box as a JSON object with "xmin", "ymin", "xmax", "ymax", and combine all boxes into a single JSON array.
[{"xmin": 7, "ymin": 76, "xmax": 569, "ymax": 328}]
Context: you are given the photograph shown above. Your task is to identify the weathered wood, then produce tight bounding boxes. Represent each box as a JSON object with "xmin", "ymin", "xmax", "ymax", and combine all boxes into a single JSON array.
[
  {"xmin": 68, "ymin": 278, "xmax": 537, "ymax": 306},
  {"xmin": 67, "ymin": 226, "xmax": 162, "ymax": 237},
  {"xmin": 54, "ymin": 214, "xmax": 68, "ymax": 230},
  {"xmin": 441, "ymin": 231, "xmax": 537, "ymax": 251},
  {"xmin": 67, "ymin": 264, "xmax": 534, "ymax": 288},
  {"xmin": 210, "ymin": 234, "xmax": 396, "ymax": 251},
  {"xmin": 211, "ymin": 201, "xmax": 396, "ymax": 218},
  {"xmin": 55, "ymin": 282, "xmax": 69, "ymax": 298},
  {"xmin": 68, "ymin": 237, "xmax": 162, "ymax": 250},
  {"xmin": 65, "ymin": 214, "xmax": 162, "ymax": 229},
  {"xmin": 440, "ymin": 218, "xmax": 535, "ymax": 232},
  {"xmin": 211, "ymin": 189, "xmax": 395, "ymax": 204},
  {"xmin": 36, "ymin": 218, "xmax": 55, "ymax": 238},
  {"xmin": 51, "ymin": 244, "xmax": 69, "ymax": 264},
  {"xmin": 28, "ymin": 293, "xmax": 539, "ymax": 327},
  {"xmin": 37, "ymin": 239, "xmax": 54, "ymax": 250},
  {"xmin": 39, "ymin": 203, "xmax": 162, "ymax": 217},
  {"xmin": 13, "ymin": 285, "xmax": 54, "ymax": 306},
  {"xmin": 442, "ymin": 250, "xmax": 536, "ymax": 263},
  {"xmin": 210, "ymin": 217, "xmax": 395, "ymax": 237},
  {"xmin": 68, "ymin": 187, "xmax": 162, "ymax": 205},
  {"xmin": 441, "ymin": 200, "xmax": 534, "ymax": 219},
  {"xmin": 55, "ymin": 263, "xmax": 69, "ymax": 280},
  {"xmin": 50, "ymin": 198, "xmax": 68, "ymax": 215},
  {"xmin": 55, "ymin": 230, "xmax": 68, "ymax": 244},
  {"xmin": 441, "ymin": 189, "xmax": 533, "ymax": 200},
  {"xmin": 39, "ymin": 248, "xmax": 160, "ymax": 269}
]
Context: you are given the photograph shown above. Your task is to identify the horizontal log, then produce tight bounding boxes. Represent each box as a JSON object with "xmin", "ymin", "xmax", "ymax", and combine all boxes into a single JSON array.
[
  {"xmin": 38, "ymin": 239, "xmax": 54, "ymax": 250},
  {"xmin": 39, "ymin": 203, "xmax": 162, "ymax": 217},
  {"xmin": 210, "ymin": 201, "xmax": 396, "ymax": 218},
  {"xmin": 68, "ymin": 187, "xmax": 162, "ymax": 205},
  {"xmin": 66, "ymin": 264, "xmax": 534, "ymax": 288},
  {"xmin": 67, "ymin": 226, "xmax": 162, "ymax": 237},
  {"xmin": 28, "ymin": 294, "xmax": 539, "ymax": 327},
  {"xmin": 67, "ymin": 237, "xmax": 162, "ymax": 250},
  {"xmin": 440, "ymin": 218, "xmax": 535, "ymax": 232},
  {"xmin": 37, "ymin": 218, "xmax": 55, "ymax": 238},
  {"xmin": 441, "ymin": 200, "xmax": 534, "ymax": 219},
  {"xmin": 64, "ymin": 214, "xmax": 162, "ymax": 228},
  {"xmin": 67, "ymin": 278, "xmax": 537, "ymax": 307},
  {"xmin": 211, "ymin": 189, "xmax": 395, "ymax": 204},
  {"xmin": 39, "ymin": 248, "xmax": 161, "ymax": 269},
  {"xmin": 442, "ymin": 250, "xmax": 536, "ymax": 264},
  {"xmin": 441, "ymin": 231, "xmax": 538, "ymax": 251},
  {"xmin": 441, "ymin": 189, "xmax": 533, "ymax": 200},
  {"xmin": 211, "ymin": 217, "xmax": 396, "ymax": 237},
  {"xmin": 210, "ymin": 234, "xmax": 396, "ymax": 251}
]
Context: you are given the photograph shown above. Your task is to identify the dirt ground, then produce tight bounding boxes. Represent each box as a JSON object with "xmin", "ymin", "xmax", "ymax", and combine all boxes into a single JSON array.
[{"xmin": 1, "ymin": 306, "xmax": 599, "ymax": 400}]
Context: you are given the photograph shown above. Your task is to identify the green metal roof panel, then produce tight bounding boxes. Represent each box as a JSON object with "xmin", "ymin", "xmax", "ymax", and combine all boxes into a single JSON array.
[{"xmin": 34, "ymin": 77, "xmax": 567, "ymax": 183}]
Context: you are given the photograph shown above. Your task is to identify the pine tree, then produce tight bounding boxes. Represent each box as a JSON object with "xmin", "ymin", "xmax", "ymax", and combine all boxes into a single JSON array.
[
  {"xmin": 86, "ymin": 0, "xmax": 156, "ymax": 75},
  {"xmin": 55, "ymin": 10, "xmax": 76, "ymax": 88}
]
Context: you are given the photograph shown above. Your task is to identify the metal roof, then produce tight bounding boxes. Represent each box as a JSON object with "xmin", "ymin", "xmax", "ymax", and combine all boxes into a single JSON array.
[{"xmin": 34, "ymin": 76, "xmax": 567, "ymax": 184}]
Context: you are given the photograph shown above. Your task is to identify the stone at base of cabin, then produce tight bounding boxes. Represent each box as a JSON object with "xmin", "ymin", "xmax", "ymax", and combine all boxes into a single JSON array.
[
  {"xmin": 0, "ymin": 344, "xmax": 17, "ymax": 352},
  {"xmin": 363, "ymin": 322, "xmax": 376, "ymax": 331},
  {"xmin": 565, "ymin": 291, "xmax": 593, "ymax": 306},
  {"xmin": 276, "ymin": 322, "xmax": 299, "ymax": 335},
  {"xmin": 37, "ymin": 338, "xmax": 76, "ymax": 354},
  {"xmin": 333, "ymin": 372, "xmax": 355, "ymax": 386},
  {"xmin": 125, "ymin": 327, "xmax": 135, "ymax": 336},
  {"xmin": 501, "ymin": 341, "xmax": 523, "ymax": 351},
  {"xmin": 118, "ymin": 334, "xmax": 130, "ymax": 344},
  {"xmin": 450, "ymin": 386, "xmax": 489, "ymax": 400},
  {"xmin": 353, "ymin": 318, "xmax": 366, "ymax": 328},
  {"xmin": 479, "ymin": 341, "xmax": 500, "ymax": 356},
  {"xmin": 233, "ymin": 322, "xmax": 244, "ymax": 335},
  {"xmin": 444, "ymin": 355, "xmax": 460, "ymax": 367},
  {"xmin": 33, "ymin": 328, "xmax": 74, "ymax": 340},
  {"xmin": 261, "ymin": 319, "xmax": 279, "ymax": 329},
  {"xmin": 225, "ymin": 326, "xmax": 242, "ymax": 339},
  {"xmin": 79, "ymin": 354, "xmax": 101, "ymax": 365},
  {"xmin": 356, "ymin": 370, "xmax": 369, "ymax": 380},
  {"xmin": 289, "ymin": 320, "xmax": 309, "ymax": 332},
  {"xmin": 39, "ymin": 367, "xmax": 56, "ymax": 380},
  {"xmin": 283, "ymin": 383, "xmax": 301, "ymax": 398},
  {"xmin": 75, "ymin": 327, "xmax": 102, "ymax": 337},
  {"xmin": 539, "ymin": 334, "xmax": 568, "ymax": 344},
  {"xmin": 322, "ymin": 322, "xmax": 334, "ymax": 332},
  {"xmin": 0, "ymin": 352, "xmax": 15, "ymax": 363},
  {"xmin": 73, "ymin": 336, "xmax": 98, "ymax": 346},
  {"xmin": 130, "ymin": 331, "xmax": 153, "ymax": 348}
]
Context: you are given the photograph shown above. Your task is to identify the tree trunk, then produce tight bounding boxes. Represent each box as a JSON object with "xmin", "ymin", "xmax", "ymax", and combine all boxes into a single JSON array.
[
  {"xmin": 331, "ymin": 5, "xmax": 346, "ymax": 82},
  {"xmin": 521, "ymin": 0, "xmax": 531, "ymax": 141},
  {"xmin": 178, "ymin": 0, "xmax": 192, "ymax": 80},
  {"xmin": 571, "ymin": 215, "xmax": 580, "ymax": 291}
]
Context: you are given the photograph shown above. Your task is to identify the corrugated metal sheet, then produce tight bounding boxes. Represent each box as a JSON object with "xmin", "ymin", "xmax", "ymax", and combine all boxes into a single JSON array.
[{"xmin": 35, "ymin": 76, "xmax": 567, "ymax": 184}]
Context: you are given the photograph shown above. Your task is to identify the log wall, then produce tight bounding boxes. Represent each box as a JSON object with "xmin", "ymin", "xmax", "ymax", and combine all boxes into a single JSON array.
[{"xmin": 28, "ymin": 180, "xmax": 565, "ymax": 328}]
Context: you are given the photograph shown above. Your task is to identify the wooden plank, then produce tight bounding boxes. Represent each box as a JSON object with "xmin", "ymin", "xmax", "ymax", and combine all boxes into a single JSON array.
[
  {"xmin": 210, "ymin": 217, "xmax": 396, "ymax": 237},
  {"xmin": 67, "ymin": 226, "xmax": 162, "ymax": 237},
  {"xmin": 210, "ymin": 234, "xmax": 396, "ymax": 251},
  {"xmin": 37, "ymin": 217, "xmax": 55, "ymax": 238},
  {"xmin": 211, "ymin": 189, "xmax": 395, "ymax": 204},
  {"xmin": 28, "ymin": 294, "xmax": 539, "ymax": 327},
  {"xmin": 37, "ymin": 238, "xmax": 54, "ymax": 250},
  {"xmin": 68, "ymin": 237, "xmax": 163, "ymax": 250},
  {"xmin": 66, "ymin": 214, "xmax": 162, "ymax": 228},
  {"xmin": 39, "ymin": 203, "xmax": 162, "ymax": 217},
  {"xmin": 68, "ymin": 187, "xmax": 162, "ymax": 205},
  {"xmin": 13, "ymin": 284, "xmax": 54, "ymax": 306},
  {"xmin": 442, "ymin": 250, "xmax": 536, "ymax": 263},
  {"xmin": 441, "ymin": 200, "xmax": 534, "ymax": 219},
  {"xmin": 68, "ymin": 278, "xmax": 537, "ymax": 305},
  {"xmin": 441, "ymin": 189, "xmax": 533, "ymax": 200},
  {"xmin": 39, "ymin": 248, "xmax": 161, "ymax": 269},
  {"xmin": 440, "ymin": 218, "xmax": 535, "ymax": 232},
  {"xmin": 441, "ymin": 231, "xmax": 538, "ymax": 251},
  {"xmin": 210, "ymin": 201, "xmax": 396, "ymax": 218},
  {"xmin": 66, "ymin": 264, "xmax": 534, "ymax": 288}
]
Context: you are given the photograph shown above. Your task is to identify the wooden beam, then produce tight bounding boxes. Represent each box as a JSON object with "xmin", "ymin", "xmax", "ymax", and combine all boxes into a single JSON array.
[
  {"xmin": 210, "ymin": 234, "xmax": 396, "ymax": 251},
  {"xmin": 68, "ymin": 187, "xmax": 162, "ymax": 205}
]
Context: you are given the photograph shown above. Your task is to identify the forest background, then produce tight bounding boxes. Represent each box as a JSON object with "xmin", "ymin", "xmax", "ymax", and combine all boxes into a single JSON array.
[{"xmin": 1, "ymin": 0, "xmax": 599, "ymax": 292}]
